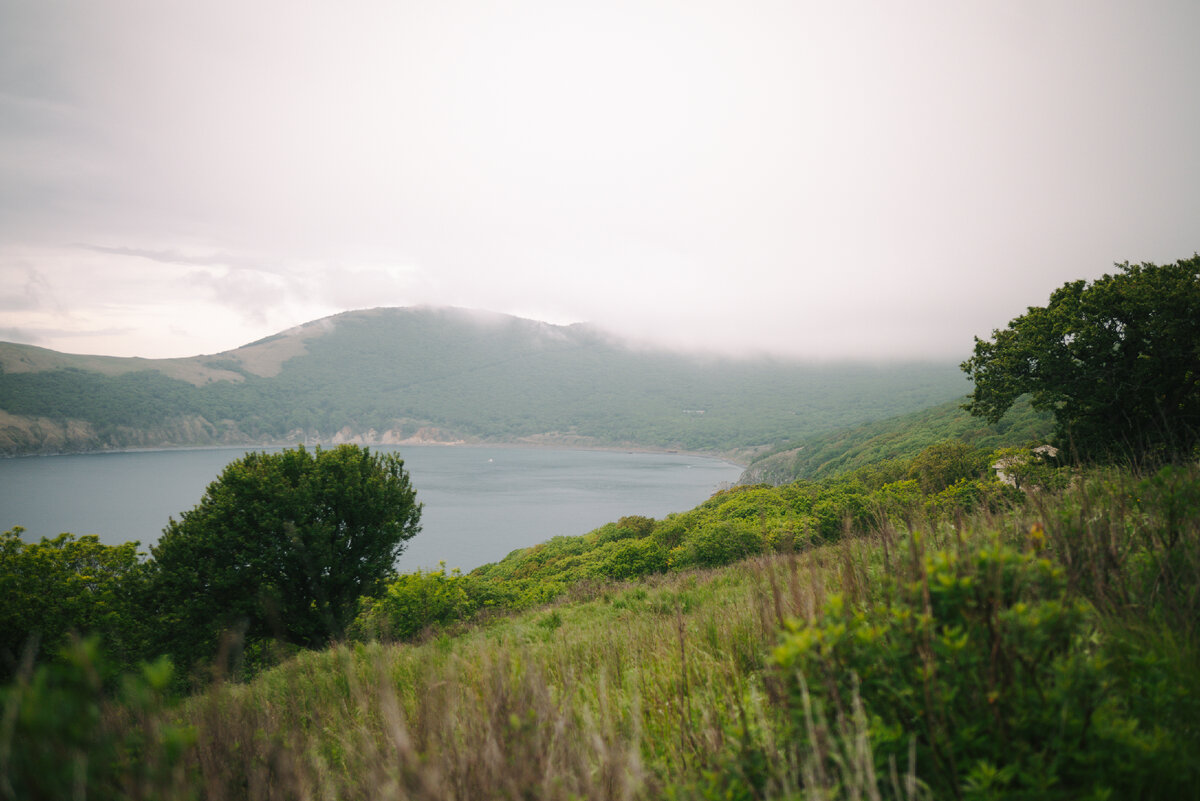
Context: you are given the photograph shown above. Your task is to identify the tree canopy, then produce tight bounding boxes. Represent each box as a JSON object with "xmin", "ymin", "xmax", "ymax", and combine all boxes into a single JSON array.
[
  {"xmin": 149, "ymin": 445, "xmax": 421, "ymax": 671},
  {"xmin": 961, "ymin": 256, "xmax": 1200, "ymax": 461},
  {"xmin": 0, "ymin": 529, "xmax": 146, "ymax": 681}
]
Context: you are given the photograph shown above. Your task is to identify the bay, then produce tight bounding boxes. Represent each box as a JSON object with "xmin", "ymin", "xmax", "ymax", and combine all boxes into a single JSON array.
[{"xmin": 0, "ymin": 446, "xmax": 742, "ymax": 572}]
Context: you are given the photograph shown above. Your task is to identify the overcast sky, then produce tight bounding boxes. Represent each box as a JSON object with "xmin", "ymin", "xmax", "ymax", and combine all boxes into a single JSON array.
[{"xmin": 1, "ymin": 1, "xmax": 1197, "ymax": 360}]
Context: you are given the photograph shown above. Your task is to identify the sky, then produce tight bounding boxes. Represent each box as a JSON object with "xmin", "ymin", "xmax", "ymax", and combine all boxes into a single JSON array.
[{"xmin": 1, "ymin": 1, "xmax": 1197, "ymax": 361}]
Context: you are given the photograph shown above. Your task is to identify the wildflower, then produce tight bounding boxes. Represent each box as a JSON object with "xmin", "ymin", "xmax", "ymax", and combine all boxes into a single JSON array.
[{"xmin": 1028, "ymin": 522, "xmax": 1046, "ymax": 551}]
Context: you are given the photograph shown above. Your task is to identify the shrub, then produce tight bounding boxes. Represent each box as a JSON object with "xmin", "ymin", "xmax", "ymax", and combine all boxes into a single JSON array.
[
  {"xmin": 0, "ymin": 636, "xmax": 194, "ymax": 801},
  {"xmin": 351, "ymin": 564, "xmax": 475, "ymax": 642},
  {"xmin": 150, "ymin": 444, "xmax": 422, "ymax": 671},
  {"xmin": 0, "ymin": 530, "xmax": 147, "ymax": 681},
  {"xmin": 906, "ymin": 441, "xmax": 990, "ymax": 494},
  {"xmin": 676, "ymin": 521, "xmax": 763, "ymax": 569},
  {"xmin": 774, "ymin": 537, "xmax": 1194, "ymax": 799},
  {"xmin": 597, "ymin": 538, "xmax": 669, "ymax": 580},
  {"xmin": 811, "ymin": 488, "xmax": 871, "ymax": 540}
]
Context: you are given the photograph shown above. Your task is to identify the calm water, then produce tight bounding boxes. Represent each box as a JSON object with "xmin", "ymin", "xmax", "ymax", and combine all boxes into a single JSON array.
[{"xmin": 0, "ymin": 446, "xmax": 742, "ymax": 572}]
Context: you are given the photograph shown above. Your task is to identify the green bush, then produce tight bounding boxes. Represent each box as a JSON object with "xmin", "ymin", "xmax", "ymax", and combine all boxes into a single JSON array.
[
  {"xmin": 351, "ymin": 564, "xmax": 475, "ymax": 641},
  {"xmin": 0, "ymin": 636, "xmax": 194, "ymax": 801},
  {"xmin": 906, "ymin": 441, "xmax": 990, "ymax": 494},
  {"xmin": 924, "ymin": 477, "xmax": 1010, "ymax": 518},
  {"xmin": 774, "ymin": 537, "xmax": 1195, "ymax": 799},
  {"xmin": 811, "ymin": 488, "xmax": 871, "ymax": 540},
  {"xmin": 597, "ymin": 538, "xmax": 668, "ymax": 580},
  {"xmin": 675, "ymin": 521, "xmax": 763, "ymax": 569}
]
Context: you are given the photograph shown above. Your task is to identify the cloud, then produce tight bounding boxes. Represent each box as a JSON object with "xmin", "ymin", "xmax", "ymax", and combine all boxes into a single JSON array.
[
  {"xmin": 0, "ymin": 266, "xmax": 55, "ymax": 312},
  {"xmin": 0, "ymin": 1, "xmax": 1197, "ymax": 360},
  {"xmin": 75, "ymin": 244, "xmax": 270, "ymax": 271}
]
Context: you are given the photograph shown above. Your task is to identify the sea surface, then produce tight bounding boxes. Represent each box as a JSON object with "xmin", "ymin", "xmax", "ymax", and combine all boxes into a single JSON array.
[{"xmin": 0, "ymin": 445, "xmax": 742, "ymax": 572}]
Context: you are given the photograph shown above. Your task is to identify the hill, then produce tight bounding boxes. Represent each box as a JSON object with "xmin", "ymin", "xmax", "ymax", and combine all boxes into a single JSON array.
[
  {"xmin": 739, "ymin": 394, "xmax": 1054, "ymax": 484},
  {"xmin": 0, "ymin": 306, "xmax": 968, "ymax": 457}
]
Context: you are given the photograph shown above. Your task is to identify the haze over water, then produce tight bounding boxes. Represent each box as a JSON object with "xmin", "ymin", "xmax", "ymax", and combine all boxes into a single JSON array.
[{"xmin": 0, "ymin": 446, "xmax": 742, "ymax": 572}]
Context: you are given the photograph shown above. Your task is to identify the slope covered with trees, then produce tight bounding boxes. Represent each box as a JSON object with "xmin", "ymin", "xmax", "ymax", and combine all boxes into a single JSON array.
[{"xmin": 0, "ymin": 306, "xmax": 967, "ymax": 456}]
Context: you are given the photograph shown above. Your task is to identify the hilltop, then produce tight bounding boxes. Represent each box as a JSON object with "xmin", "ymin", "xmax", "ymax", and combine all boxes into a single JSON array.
[{"xmin": 0, "ymin": 306, "xmax": 967, "ymax": 457}]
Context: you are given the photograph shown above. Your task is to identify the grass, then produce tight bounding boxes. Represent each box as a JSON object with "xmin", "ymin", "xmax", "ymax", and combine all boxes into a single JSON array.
[
  {"xmin": 176, "ymin": 556, "xmax": 847, "ymax": 800},
  {"xmin": 4, "ymin": 462, "xmax": 1199, "ymax": 799}
]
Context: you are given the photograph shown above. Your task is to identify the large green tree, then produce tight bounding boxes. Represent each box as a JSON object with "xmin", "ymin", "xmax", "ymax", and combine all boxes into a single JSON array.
[
  {"xmin": 149, "ymin": 445, "xmax": 421, "ymax": 671},
  {"xmin": 962, "ymin": 256, "xmax": 1200, "ymax": 461}
]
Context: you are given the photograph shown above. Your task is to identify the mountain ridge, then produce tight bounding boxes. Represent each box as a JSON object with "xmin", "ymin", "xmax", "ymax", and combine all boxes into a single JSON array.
[{"xmin": 0, "ymin": 306, "xmax": 969, "ymax": 457}]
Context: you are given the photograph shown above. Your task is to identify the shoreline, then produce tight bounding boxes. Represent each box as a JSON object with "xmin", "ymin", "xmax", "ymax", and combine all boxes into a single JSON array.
[{"xmin": 2, "ymin": 438, "xmax": 750, "ymax": 469}]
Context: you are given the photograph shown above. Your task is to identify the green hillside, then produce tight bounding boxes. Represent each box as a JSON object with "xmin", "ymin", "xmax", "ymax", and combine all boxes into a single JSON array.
[
  {"xmin": 6, "ymin": 448, "xmax": 1197, "ymax": 800},
  {"xmin": 740, "ymin": 394, "xmax": 1054, "ymax": 484},
  {"xmin": 0, "ymin": 306, "xmax": 968, "ymax": 456}
]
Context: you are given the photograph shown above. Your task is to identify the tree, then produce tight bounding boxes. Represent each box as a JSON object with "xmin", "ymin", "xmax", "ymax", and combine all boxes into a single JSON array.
[
  {"xmin": 0, "ymin": 529, "xmax": 147, "ymax": 680},
  {"xmin": 905, "ymin": 440, "xmax": 990, "ymax": 494},
  {"xmin": 962, "ymin": 256, "xmax": 1200, "ymax": 462},
  {"xmin": 149, "ymin": 445, "xmax": 421, "ymax": 671}
]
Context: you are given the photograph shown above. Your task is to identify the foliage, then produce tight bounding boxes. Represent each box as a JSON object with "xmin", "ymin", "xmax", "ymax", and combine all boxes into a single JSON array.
[
  {"xmin": 0, "ymin": 307, "xmax": 969, "ymax": 455},
  {"xmin": 0, "ymin": 368, "xmax": 204, "ymax": 429},
  {"xmin": 148, "ymin": 444, "xmax": 421, "ymax": 675},
  {"xmin": 350, "ymin": 563, "xmax": 476, "ymax": 641},
  {"xmin": 598, "ymin": 537, "xmax": 669, "ymax": 579},
  {"xmin": 0, "ymin": 529, "xmax": 147, "ymax": 682},
  {"xmin": 962, "ymin": 256, "xmax": 1200, "ymax": 462},
  {"xmin": 768, "ymin": 464, "xmax": 1200, "ymax": 800},
  {"xmin": 744, "ymin": 395, "xmax": 1053, "ymax": 485},
  {"xmin": 0, "ymin": 636, "xmax": 194, "ymax": 801},
  {"xmin": 1039, "ymin": 464, "xmax": 1200, "ymax": 646},
  {"xmin": 905, "ymin": 439, "xmax": 991, "ymax": 493},
  {"xmin": 409, "ymin": 443, "xmax": 1020, "ymax": 624},
  {"xmin": 776, "ymin": 543, "xmax": 1105, "ymax": 798}
]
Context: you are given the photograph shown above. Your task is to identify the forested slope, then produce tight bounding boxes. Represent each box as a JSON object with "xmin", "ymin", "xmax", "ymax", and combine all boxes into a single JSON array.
[{"xmin": 0, "ymin": 306, "xmax": 967, "ymax": 456}]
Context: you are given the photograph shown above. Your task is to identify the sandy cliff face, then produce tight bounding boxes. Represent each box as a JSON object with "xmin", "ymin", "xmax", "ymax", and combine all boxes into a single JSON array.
[
  {"xmin": 735, "ymin": 447, "xmax": 804, "ymax": 485},
  {"xmin": 326, "ymin": 426, "xmax": 469, "ymax": 446},
  {"xmin": 0, "ymin": 412, "xmax": 259, "ymax": 456}
]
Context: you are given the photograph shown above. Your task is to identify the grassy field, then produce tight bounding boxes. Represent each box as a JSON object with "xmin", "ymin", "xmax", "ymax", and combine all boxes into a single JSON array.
[{"xmin": 6, "ymin": 458, "xmax": 1198, "ymax": 800}]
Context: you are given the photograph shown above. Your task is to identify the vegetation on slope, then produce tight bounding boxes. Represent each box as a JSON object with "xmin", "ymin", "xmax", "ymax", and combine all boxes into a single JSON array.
[
  {"xmin": 740, "ymin": 394, "xmax": 1053, "ymax": 484},
  {"xmin": 4, "ymin": 458, "xmax": 1198, "ymax": 800},
  {"xmin": 0, "ymin": 306, "xmax": 967, "ymax": 455}
]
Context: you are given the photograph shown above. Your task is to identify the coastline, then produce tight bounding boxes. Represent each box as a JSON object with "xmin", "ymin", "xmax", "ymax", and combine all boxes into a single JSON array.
[
  {"xmin": 2, "ymin": 442, "xmax": 745, "ymax": 558},
  {"xmin": 2, "ymin": 436, "xmax": 749, "ymax": 469}
]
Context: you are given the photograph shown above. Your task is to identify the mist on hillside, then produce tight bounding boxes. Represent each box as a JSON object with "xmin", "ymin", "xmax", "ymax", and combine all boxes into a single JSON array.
[{"xmin": 2, "ymin": 3, "xmax": 1196, "ymax": 360}]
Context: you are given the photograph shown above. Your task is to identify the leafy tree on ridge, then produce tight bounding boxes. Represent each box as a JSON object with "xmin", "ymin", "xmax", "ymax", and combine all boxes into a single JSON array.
[{"xmin": 961, "ymin": 256, "xmax": 1200, "ymax": 461}]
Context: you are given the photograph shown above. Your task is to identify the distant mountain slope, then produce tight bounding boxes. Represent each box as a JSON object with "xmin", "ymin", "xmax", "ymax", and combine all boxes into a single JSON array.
[
  {"xmin": 739, "ymin": 395, "xmax": 1054, "ymax": 484},
  {"xmin": 0, "ymin": 306, "xmax": 969, "ymax": 456}
]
